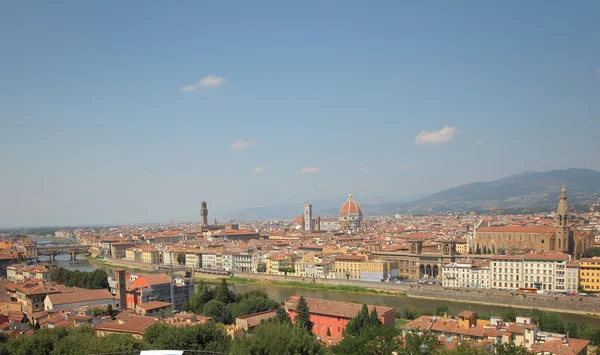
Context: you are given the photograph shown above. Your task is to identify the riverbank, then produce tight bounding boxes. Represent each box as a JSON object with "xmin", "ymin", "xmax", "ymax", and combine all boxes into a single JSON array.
[
  {"xmin": 222, "ymin": 277, "xmax": 408, "ymax": 297},
  {"xmin": 227, "ymin": 272, "xmax": 600, "ymax": 316},
  {"xmin": 85, "ymin": 256, "xmax": 149, "ymax": 272}
]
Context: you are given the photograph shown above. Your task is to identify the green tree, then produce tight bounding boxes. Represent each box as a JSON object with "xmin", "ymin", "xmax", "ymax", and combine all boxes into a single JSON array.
[
  {"xmin": 257, "ymin": 264, "xmax": 266, "ymax": 273},
  {"xmin": 215, "ymin": 279, "xmax": 234, "ymax": 304},
  {"xmin": 345, "ymin": 304, "xmax": 370, "ymax": 336},
  {"xmin": 501, "ymin": 306, "xmax": 519, "ymax": 322},
  {"xmin": 203, "ymin": 300, "xmax": 233, "ymax": 324},
  {"xmin": 143, "ymin": 322, "xmax": 231, "ymax": 353},
  {"xmin": 106, "ymin": 304, "xmax": 114, "ymax": 317},
  {"xmin": 402, "ymin": 332, "xmax": 441, "ymax": 355},
  {"xmin": 332, "ymin": 325, "xmax": 400, "ymax": 355},
  {"xmin": 181, "ymin": 300, "xmax": 191, "ymax": 312},
  {"xmin": 590, "ymin": 328, "xmax": 600, "ymax": 346},
  {"xmin": 228, "ymin": 295, "xmax": 279, "ymax": 319},
  {"xmin": 475, "ymin": 246, "xmax": 481, "ymax": 254},
  {"xmin": 189, "ymin": 281, "xmax": 214, "ymax": 313},
  {"xmin": 177, "ymin": 252, "xmax": 186, "ymax": 265},
  {"xmin": 368, "ymin": 307, "xmax": 379, "ymax": 326},
  {"xmin": 583, "ymin": 247, "xmax": 600, "ymax": 258},
  {"xmin": 494, "ymin": 343, "xmax": 529, "ymax": 355},
  {"xmin": 435, "ymin": 302, "xmax": 451, "ymax": 316},
  {"xmin": 438, "ymin": 342, "xmax": 489, "ymax": 355},
  {"xmin": 294, "ymin": 296, "xmax": 313, "ymax": 332},
  {"xmin": 230, "ymin": 321, "xmax": 325, "ymax": 355},
  {"xmin": 275, "ymin": 306, "xmax": 291, "ymax": 324},
  {"xmin": 403, "ymin": 304, "xmax": 420, "ymax": 320}
]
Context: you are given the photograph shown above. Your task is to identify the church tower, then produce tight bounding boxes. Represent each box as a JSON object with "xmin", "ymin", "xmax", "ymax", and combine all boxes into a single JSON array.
[
  {"xmin": 304, "ymin": 203, "xmax": 314, "ymax": 231},
  {"xmin": 555, "ymin": 184, "xmax": 569, "ymax": 252},
  {"xmin": 200, "ymin": 201, "xmax": 208, "ymax": 227}
]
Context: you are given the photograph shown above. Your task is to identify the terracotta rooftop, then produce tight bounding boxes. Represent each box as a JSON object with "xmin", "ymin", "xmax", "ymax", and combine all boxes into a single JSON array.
[
  {"xmin": 285, "ymin": 296, "xmax": 394, "ymax": 319},
  {"xmin": 136, "ymin": 301, "xmax": 172, "ymax": 311},
  {"xmin": 95, "ymin": 315, "xmax": 158, "ymax": 335},
  {"xmin": 47, "ymin": 289, "xmax": 113, "ymax": 306},
  {"xmin": 476, "ymin": 226, "xmax": 555, "ymax": 233}
]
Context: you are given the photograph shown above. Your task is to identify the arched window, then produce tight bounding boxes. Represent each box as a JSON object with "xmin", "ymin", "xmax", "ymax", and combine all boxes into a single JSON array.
[{"xmin": 558, "ymin": 239, "xmax": 561, "ymax": 249}]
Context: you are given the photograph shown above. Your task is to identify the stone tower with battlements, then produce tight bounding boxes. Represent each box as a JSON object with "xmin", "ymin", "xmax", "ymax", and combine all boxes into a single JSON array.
[{"xmin": 555, "ymin": 184, "xmax": 569, "ymax": 252}]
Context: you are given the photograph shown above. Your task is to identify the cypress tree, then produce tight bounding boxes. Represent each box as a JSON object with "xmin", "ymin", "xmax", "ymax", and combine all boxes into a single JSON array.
[
  {"xmin": 295, "ymin": 296, "xmax": 313, "ymax": 332},
  {"xmin": 369, "ymin": 307, "xmax": 380, "ymax": 326}
]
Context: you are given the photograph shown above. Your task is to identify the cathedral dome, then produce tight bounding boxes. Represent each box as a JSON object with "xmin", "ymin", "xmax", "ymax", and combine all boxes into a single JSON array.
[
  {"xmin": 293, "ymin": 215, "xmax": 303, "ymax": 225},
  {"xmin": 339, "ymin": 194, "xmax": 363, "ymax": 217}
]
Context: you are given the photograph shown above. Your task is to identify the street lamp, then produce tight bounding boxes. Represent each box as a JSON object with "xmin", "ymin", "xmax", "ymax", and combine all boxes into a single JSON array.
[{"xmin": 420, "ymin": 341, "xmax": 429, "ymax": 354}]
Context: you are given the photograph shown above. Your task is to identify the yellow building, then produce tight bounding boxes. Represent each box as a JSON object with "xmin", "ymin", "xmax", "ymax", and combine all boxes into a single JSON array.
[
  {"xmin": 266, "ymin": 255, "xmax": 292, "ymax": 274},
  {"xmin": 360, "ymin": 260, "xmax": 399, "ymax": 282},
  {"xmin": 455, "ymin": 239, "xmax": 468, "ymax": 254},
  {"xmin": 579, "ymin": 257, "xmax": 600, "ymax": 292},
  {"xmin": 334, "ymin": 254, "xmax": 367, "ymax": 280},
  {"xmin": 141, "ymin": 248, "xmax": 162, "ymax": 264},
  {"xmin": 125, "ymin": 248, "xmax": 141, "ymax": 262}
]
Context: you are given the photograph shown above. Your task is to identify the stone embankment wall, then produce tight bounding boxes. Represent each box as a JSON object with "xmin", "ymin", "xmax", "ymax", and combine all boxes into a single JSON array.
[{"xmin": 231, "ymin": 272, "xmax": 600, "ymax": 315}]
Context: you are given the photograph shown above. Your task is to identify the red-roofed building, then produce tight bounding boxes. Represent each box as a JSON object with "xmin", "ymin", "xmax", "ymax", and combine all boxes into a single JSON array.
[{"xmin": 285, "ymin": 296, "xmax": 395, "ymax": 338}]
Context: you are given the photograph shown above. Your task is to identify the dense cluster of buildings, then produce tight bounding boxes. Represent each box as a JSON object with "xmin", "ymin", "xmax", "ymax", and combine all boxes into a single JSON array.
[
  {"xmin": 3, "ymin": 188, "xmax": 596, "ymax": 295},
  {"xmin": 402, "ymin": 311, "xmax": 590, "ymax": 354}
]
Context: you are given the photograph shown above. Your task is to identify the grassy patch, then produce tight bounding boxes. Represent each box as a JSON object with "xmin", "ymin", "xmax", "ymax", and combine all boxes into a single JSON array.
[
  {"xmin": 225, "ymin": 277, "xmax": 407, "ymax": 297},
  {"xmin": 395, "ymin": 319, "xmax": 409, "ymax": 329},
  {"xmin": 85, "ymin": 256, "xmax": 143, "ymax": 272}
]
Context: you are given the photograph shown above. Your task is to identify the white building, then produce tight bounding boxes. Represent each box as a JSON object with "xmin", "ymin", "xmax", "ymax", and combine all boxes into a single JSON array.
[
  {"xmin": 232, "ymin": 253, "xmax": 254, "ymax": 273},
  {"xmin": 185, "ymin": 250, "xmax": 203, "ymax": 269},
  {"xmin": 491, "ymin": 253, "xmax": 570, "ymax": 292},
  {"xmin": 522, "ymin": 253, "xmax": 569, "ymax": 292},
  {"xmin": 491, "ymin": 255, "xmax": 524, "ymax": 291},
  {"xmin": 442, "ymin": 259, "xmax": 490, "ymax": 289},
  {"xmin": 201, "ymin": 252, "xmax": 219, "ymax": 269},
  {"xmin": 222, "ymin": 253, "xmax": 233, "ymax": 272},
  {"xmin": 566, "ymin": 261, "xmax": 579, "ymax": 294}
]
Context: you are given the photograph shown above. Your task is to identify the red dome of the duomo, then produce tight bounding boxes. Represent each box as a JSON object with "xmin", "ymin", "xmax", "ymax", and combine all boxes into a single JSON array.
[
  {"xmin": 293, "ymin": 215, "xmax": 303, "ymax": 225},
  {"xmin": 339, "ymin": 194, "xmax": 363, "ymax": 217}
]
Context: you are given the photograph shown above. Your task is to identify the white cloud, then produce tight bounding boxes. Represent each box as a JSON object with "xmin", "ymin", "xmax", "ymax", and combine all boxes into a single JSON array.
[
  {"xmin": 359, "ymin": 166, "xmax": 368, "ymax": 171},
  {"xmin": 400, "ymin": 163, "xmax": 416, "ymax": 170},
  {"xmin": 232, "ymin": 140, "xmax": 256, "ymax": 151},
  {"xmin": 415, "ymin": 126, "xmax": 461, "ymax": 145},
  {"xmin": 252, "ymin": 167, "xmax": 264, "ymax": 175},
  {"xmin": 180, "ymin": 75, "xmax": 227, "ymax": 92},
  {"xmin": 297, "ymin": 167, "xmax": 320, "ymax": 175},
  {"xmin": 476, "ymin": 140, "xmax": 484, "ymax": 145}
]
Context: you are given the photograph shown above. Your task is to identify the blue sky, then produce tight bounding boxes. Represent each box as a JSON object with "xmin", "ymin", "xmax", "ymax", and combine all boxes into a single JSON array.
[{"xmin": 1, "ymin": 1, "xmax": 600, "ymax": 227}]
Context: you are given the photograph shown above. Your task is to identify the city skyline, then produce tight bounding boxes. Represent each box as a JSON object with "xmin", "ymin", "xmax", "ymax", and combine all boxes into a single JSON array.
[{"xmin": 2, "ymin": 1, "xmax": 600, "ymax": 226}]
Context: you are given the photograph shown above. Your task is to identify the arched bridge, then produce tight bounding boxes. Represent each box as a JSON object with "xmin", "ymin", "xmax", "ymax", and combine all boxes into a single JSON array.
[{"xmin": 36, "ymin": 245, "xmax": 91, "ymax": 261}]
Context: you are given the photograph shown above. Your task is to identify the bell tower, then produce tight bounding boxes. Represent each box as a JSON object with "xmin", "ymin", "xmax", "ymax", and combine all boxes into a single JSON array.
[
  {"xmin": 555, "ymin": 184, "xmax": 569, "ymax": 252},
  {"xmin": 304, "ymin": 203, "xmax": 314, "ymax": 231},
  {"xmin": 200, "ymin": 201, "xmax": 208, "ymax": 227}
]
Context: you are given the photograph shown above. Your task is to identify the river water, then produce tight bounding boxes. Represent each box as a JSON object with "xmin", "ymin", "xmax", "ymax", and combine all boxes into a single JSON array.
[
  {"xmin": 228, "ymin": 283, "xmax": 600, "ymax": 328},
  {"xmin": 33, "ymin": 238, "xmax": 600, "ymax": 327}
]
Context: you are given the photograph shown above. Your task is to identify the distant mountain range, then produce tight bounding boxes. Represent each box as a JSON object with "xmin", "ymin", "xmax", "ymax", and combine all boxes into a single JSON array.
[
  {"xmin": 225, "ymin": 168, "xmax": 600, "ymax": 220},
  {"xmin": 394, "ymin": 168, "xmax": 600, "ymax": 214}
]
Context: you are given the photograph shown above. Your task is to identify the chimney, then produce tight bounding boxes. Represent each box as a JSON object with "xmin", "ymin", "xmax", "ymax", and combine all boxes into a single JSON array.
[{"xmin": 114, "ymin": 269, "xmax": 127, "ymax": 310}]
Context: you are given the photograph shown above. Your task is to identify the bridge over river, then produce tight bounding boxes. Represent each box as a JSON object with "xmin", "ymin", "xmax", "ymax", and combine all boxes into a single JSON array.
[{"xmin": 34, "ymin": 244, "xmax": 91, "ymax": 261}]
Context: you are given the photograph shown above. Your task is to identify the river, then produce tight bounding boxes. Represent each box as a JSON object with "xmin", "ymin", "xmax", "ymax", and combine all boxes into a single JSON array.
[
  {"xmin": 228, "ymin": 282, "xmax": 600, "ymax": 328},
  {"xmin": 31, "ymin": 238, "xmax": 600, "ymax": 327},
  {"xmin": 34, "ymin": 237, "xmax": 97, "ymax": 272}
]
